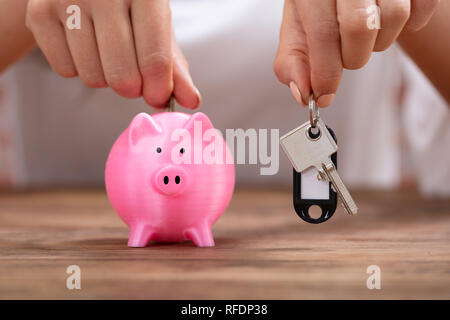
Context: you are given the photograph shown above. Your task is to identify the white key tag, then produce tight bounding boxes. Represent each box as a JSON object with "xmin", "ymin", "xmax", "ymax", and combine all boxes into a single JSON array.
[
  {"xmin": 291, "ymin": 125, "xmax": 338, "ymax": 223},
  {"xmin": 280, "ymin": 95, "xmax": 357, "ymax": 223}
]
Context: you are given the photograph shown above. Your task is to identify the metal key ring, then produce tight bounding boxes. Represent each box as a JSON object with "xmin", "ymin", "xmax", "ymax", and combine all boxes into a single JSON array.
[
  {"xmin": 309, "ymin": 94, "xmax": 319, "ymax": 128},
  {"xmin": 166, "ymin": 95, "xmax": 175, "ymax": 112}
]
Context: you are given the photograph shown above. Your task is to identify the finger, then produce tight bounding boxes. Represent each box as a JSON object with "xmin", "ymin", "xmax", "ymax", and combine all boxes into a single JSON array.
[
  {"xmin": 274, "ymin": 0, "xmax": 311, "ymax": 106},
  {"xmin": 296, "ymin": 0, "xmax": 343, "ymax": 107},
  {"xmin": 374, "ymin": 0, "xmax": 410, "ymax": 51},
  {"xmin": 62, "ymin": 10, "xmax": 106, "ymax": 88},
  {"xmin": 25, "ymin": 1, "xmax": 76, "ymax": 77},
  {"xmin": 131, "ymin": 0, "xmax": 173, "ymax": 109},
  {"xmin": 337, "ymin": 0, "xmax": 379, "ymax": 70},
  {"xmin": 91, "ymin": 1, "xmax": 142, "ymax": 98},
  {"xmin": 405, "ymin": 0, "xmax": 440, "ymax": 31},
  {"xmin": 172, "ymin": 40, "xmax": 201, "ymax": 109}
]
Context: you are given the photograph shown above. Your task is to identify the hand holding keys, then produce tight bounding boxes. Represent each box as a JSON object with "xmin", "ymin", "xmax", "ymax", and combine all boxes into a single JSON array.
[{"xmin": 280, "ymin": 95, "xmax": 358, "ymax": 222}]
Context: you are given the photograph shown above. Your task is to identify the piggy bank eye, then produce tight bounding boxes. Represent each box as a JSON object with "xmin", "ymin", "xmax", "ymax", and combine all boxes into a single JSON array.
[
  {"xmin": 156, "ymin": 147, "xmax": 162, "ymax": 153},
  {"xmin": 180, "ymin": 148, "xmax": 185, "ymax": 154}
]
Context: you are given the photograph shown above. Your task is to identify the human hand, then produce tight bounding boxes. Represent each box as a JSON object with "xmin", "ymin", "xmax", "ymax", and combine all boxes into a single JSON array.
[
  {"xmin": 274, "ymin": 0, "xmax": 440, "ymax": 107},
  {"xmin": 25, "ymin": 0, "xmax": 201, "ymax": 109}
]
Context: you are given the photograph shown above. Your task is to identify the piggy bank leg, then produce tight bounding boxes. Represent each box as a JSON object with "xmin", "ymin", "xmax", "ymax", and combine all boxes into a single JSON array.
[
  {"xmin": 128, "ymin": 224, "xmax": 155, "ymax": 247},
  {"xmin": 184, "ymin": 223, "xmax": 215, "ymax": 247}
]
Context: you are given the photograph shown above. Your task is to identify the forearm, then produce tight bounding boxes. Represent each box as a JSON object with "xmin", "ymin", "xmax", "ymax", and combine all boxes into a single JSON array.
[
  {"xmin": 0, "ymin": 0, "xmax": 35, "ymax": 73},
  {"xmin": 398, "ymin": 0, "xmax": 450, "ymax": 105}
]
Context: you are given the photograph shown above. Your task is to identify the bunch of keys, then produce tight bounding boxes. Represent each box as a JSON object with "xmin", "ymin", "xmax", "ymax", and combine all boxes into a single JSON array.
[{"xmin": 280, "ymin": 95, "xmax": 358, "ymax": 224}]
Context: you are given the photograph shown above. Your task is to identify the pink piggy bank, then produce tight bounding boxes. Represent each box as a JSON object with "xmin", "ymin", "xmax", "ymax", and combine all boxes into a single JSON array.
[{"xmin": 105, "ymin": 112, "xmax": 235, "ymax": 247}]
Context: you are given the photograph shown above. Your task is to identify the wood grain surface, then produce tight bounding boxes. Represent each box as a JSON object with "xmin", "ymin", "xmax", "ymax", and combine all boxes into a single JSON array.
[{"xmin": 0, "ymin": 188, "xmax": 449, "ymax": 299}]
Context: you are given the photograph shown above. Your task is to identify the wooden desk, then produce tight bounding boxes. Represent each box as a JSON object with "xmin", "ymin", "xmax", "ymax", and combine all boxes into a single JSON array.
[{"xmin": 0, "ymin": 188, "xmax": 449, "ymax": 299}]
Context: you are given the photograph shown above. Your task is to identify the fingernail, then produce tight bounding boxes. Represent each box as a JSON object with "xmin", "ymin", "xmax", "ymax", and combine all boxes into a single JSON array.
[
  {"xmin": 289, "ymin": 82, "xmax": 306, "ymax": 106},
  {"xmin": 194, "ymin": 88, "xmax": 202, "ymax": 109},
  {"xmin": 317, "ymin": 94, "xmax": 335, "ymax": 108}
]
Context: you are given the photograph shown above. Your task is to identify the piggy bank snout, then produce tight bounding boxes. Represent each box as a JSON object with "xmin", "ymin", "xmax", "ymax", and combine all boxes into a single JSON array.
[{"xmin": 154, "ymin": 165, "xmax": 188, "ymax": 196}]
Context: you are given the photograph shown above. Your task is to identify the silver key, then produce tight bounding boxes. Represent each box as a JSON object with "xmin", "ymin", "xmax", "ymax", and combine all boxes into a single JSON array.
[{"xmin": 280, "ymin": 117, "xmax": 358, "ymax": 215}]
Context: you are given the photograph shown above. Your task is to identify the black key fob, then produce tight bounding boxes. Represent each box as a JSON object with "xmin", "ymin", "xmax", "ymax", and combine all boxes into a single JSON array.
[{"xmin": 293, "ymin": 126, "xmax": 337, "ymax": 224}]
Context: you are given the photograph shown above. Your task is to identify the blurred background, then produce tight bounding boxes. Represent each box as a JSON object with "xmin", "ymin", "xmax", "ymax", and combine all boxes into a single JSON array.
[{"xmin": 0, "ymin": 0, "xmax": 449, "ymax": 197}]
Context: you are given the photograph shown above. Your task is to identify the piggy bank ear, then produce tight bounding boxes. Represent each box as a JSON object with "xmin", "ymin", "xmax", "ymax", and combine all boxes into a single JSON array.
[
  {"xmin": 183, "ymin": 112, "xmax": 214, "ymax": 132},
  {"xmin": 128, "ymin": 113, "xmax": 162, "ymax": 146}
]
